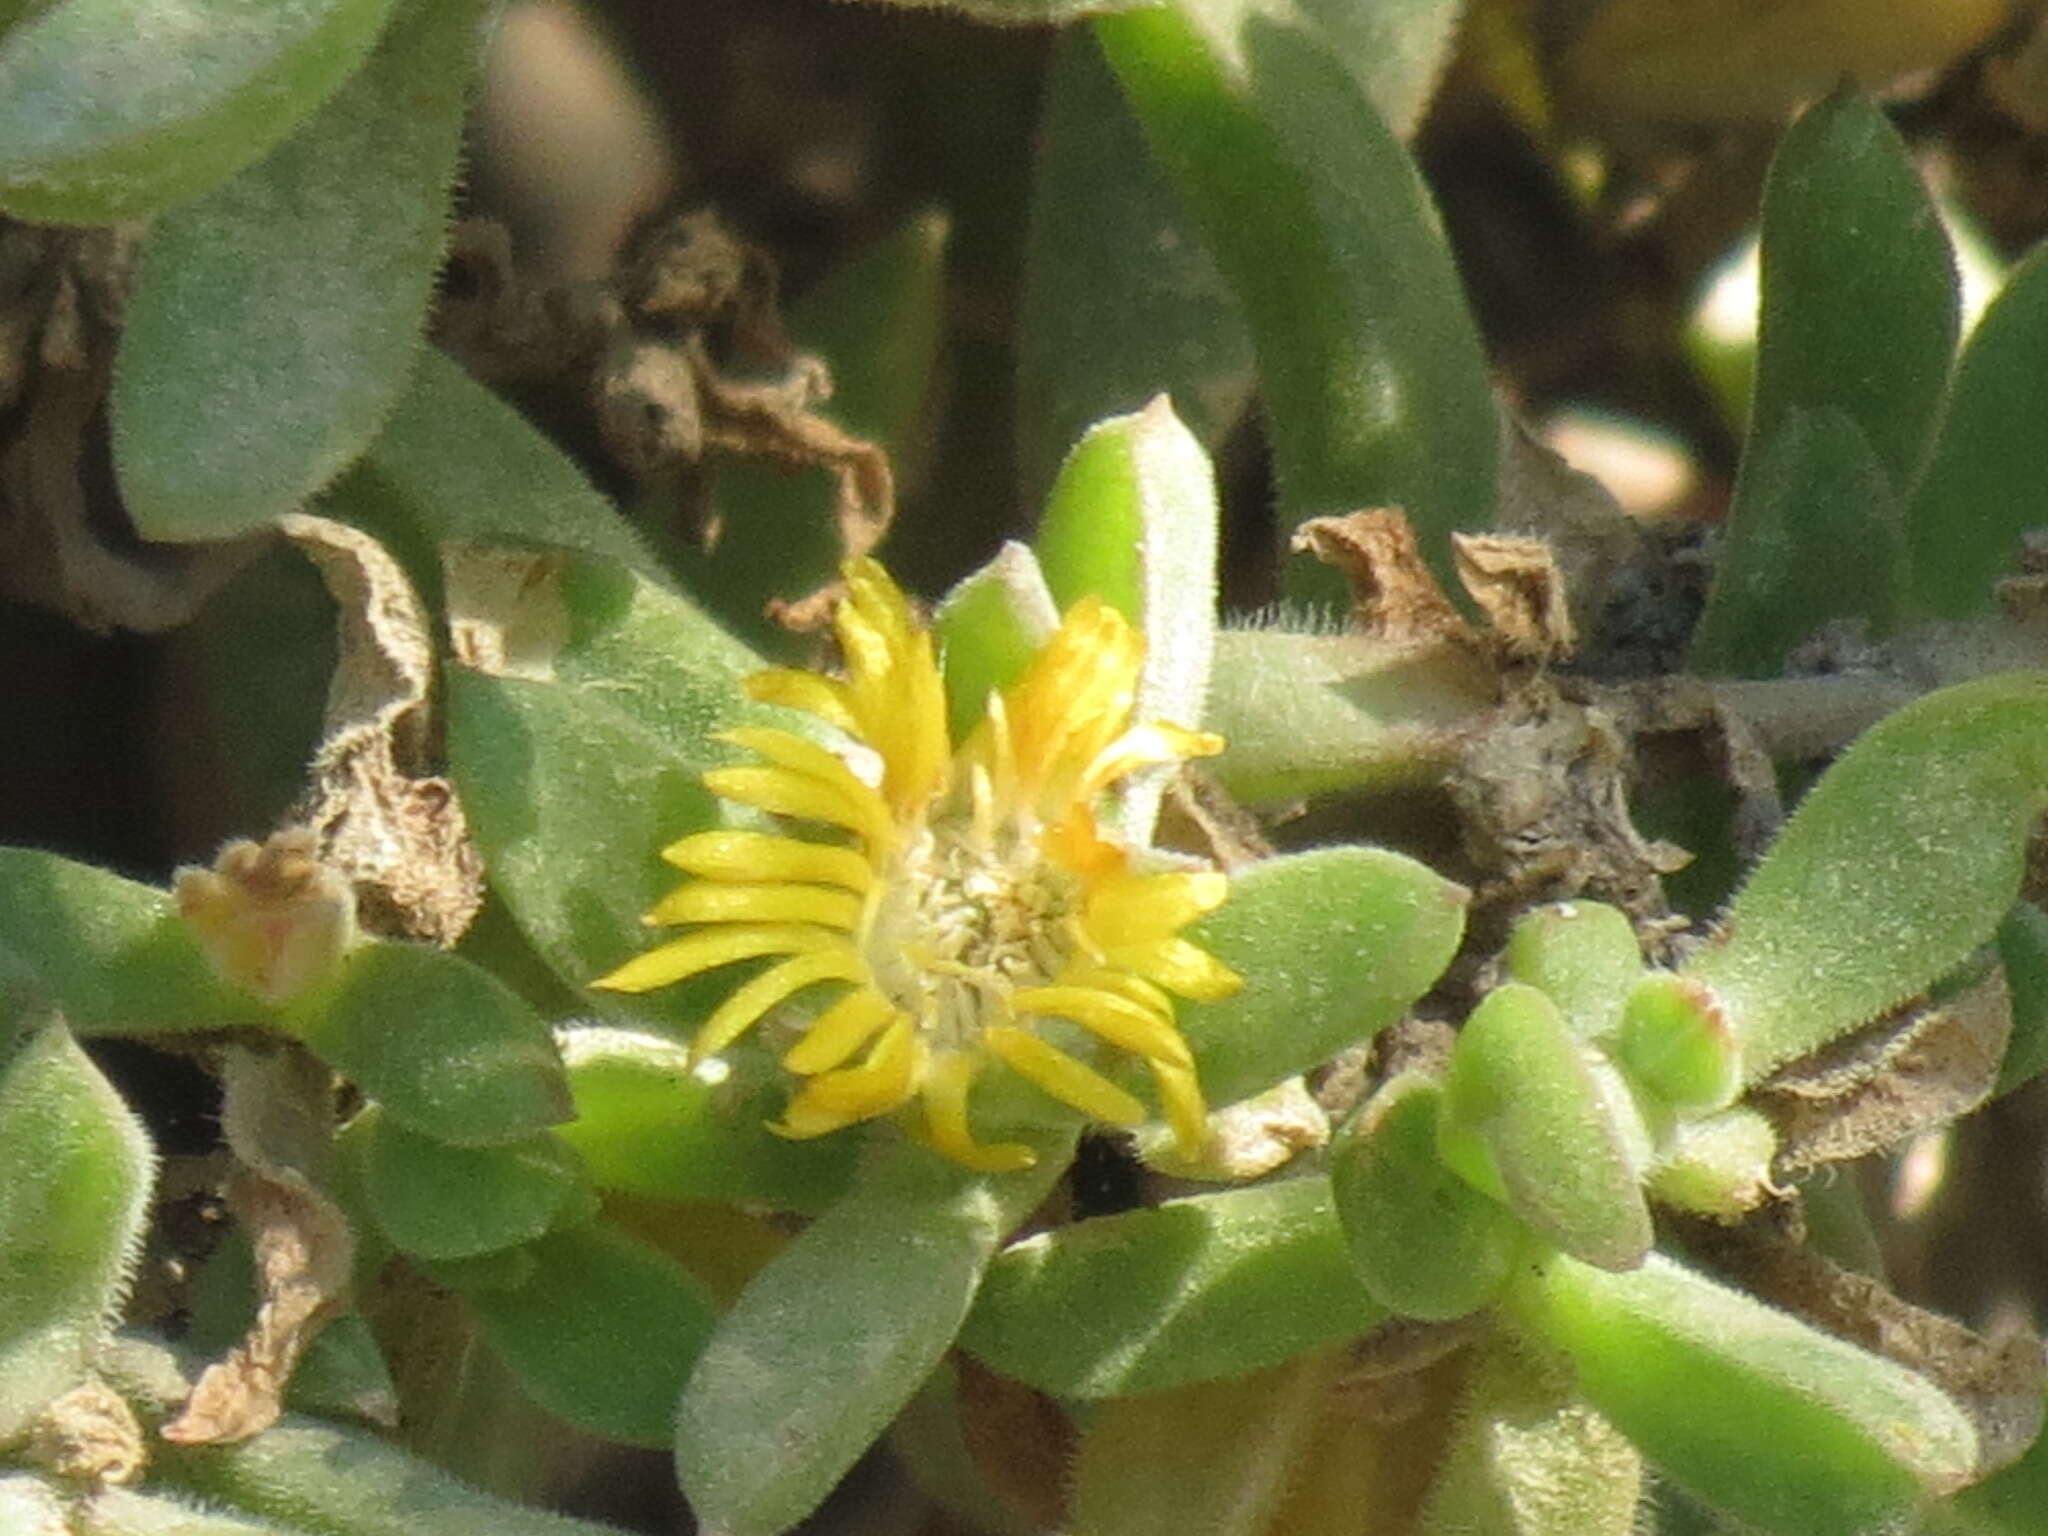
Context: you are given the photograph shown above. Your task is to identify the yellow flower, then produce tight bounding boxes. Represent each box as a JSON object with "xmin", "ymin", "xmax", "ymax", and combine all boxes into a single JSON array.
[{"xmin": 592, "ymin": 558, "xmax": 1242, "ymax": 1171}]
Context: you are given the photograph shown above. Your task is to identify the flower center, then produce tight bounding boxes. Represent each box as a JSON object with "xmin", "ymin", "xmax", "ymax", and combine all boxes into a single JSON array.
[{"xmin": 866, "ymin": 822, "xmax": 1080, "ymax": 1049}]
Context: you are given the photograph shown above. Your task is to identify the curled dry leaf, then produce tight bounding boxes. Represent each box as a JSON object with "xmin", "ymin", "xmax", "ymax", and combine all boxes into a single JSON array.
[
  {"xmin": 279, "ymin": 513, "xmax": 484, "ymax": 946},
  {"xmin": 162, "ymin": 1046, "xmax": 354, "ymax": 1447},
  {"xmin": 1753, "ymin": 964, "xmax": 2013, "ymax": 1180},
  {"xmin": 24, "ymin": 1380, "xmax": 147, "ymax": 1487},
  {"xmin": 1292, "ymin": 509, "xmax": 1477, "ymax": 651},
  {"xmin": 1452, "ymin": 532, "xmax": 1575, "ymax": 663}
]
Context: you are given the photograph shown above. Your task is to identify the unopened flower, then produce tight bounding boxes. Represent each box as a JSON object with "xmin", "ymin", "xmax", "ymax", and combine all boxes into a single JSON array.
[
  {"xmin": 593, "ymin": 558, "xmax": 1241, "ymax": 1171},
  {"xmin": 175, "ymin": 830, "xmax": 357, "ymax": 1005}
]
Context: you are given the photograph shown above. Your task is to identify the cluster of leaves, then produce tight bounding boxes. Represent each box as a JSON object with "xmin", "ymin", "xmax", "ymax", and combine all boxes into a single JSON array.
[{"xmin": 3, "ymin": 2, "xmax": 2048, "ymax": 1536}]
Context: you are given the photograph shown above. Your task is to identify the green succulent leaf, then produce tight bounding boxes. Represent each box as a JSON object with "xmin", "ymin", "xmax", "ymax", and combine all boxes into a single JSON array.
[
  {"xmin": 553, "ymin": 1025, "xmax": 851, "ymax": 1214},
  {"xmin": 468, "ymin": 1221, "xmax": 717, "ymax": 1449},
  {"xmin": 0, "ymin": 0, "xmax": 401, "ymax": 223},
  {"xmin": 675, "ymin": 1140, "xmax": 1065, "ymax": 1536},
  {"xmin": 1016, "ymin": 29, "xmax": 1255, "ymax": 509},
  {"xmin": 319, "ymin": 350, "xmax": 657, "ymax": 607},
  {"xmin": 0, "ymin": 848, "xmax": 272, "ymax": 1036},
  {"xmin": 1439, "ymin": 983, "xmax": 1652, "ymax": 1272},
  {"xmin": 1684, "ymin": 672, "xmax": 2048, "ymax": 1081},
  {"xmin": 1203, "ymin": 627, "xmax": 1486, "ymax": 805},
  {"xmin": 1415, "ymin": 1341, "xmax": 1642, "ymax": 1536},
  {"xmin": 1330, "ymin": 1072, "xmax": 1528, "ymax": 1320},
  {"xmin": 358, "ymin": 1107, "xmax": 593, "ymax": 1261},
  {"xmin": 294, "ymin": 940, "xmax": 570, "ymax": 1146},
  {"xmin": 1183, "ymin": 846, "xmax": 1468, "ymax": 1107},
  {"xmin": 1507, "ymin": 1251, "xmax": 1978, "ymax": 1535},
  {"xmin": 113, "ymin": 0, "xmax": 478, "ymax": 541},
  {"xmin": 1746, "ymin": 86, "xmax": 1957, "ymax": 500},
  {"xmin": 1688, "ymin": 407, "xmax": 1903, "ymax": 677},
  {"xmin": 960, "ymin": 1173, "xmax": 1386, "ymax": 1398},
  {"xmin": 0, "ymin": 1019, "xmax": 154, "ymax": 1441},
  {"xmin": 1994, "ymin": 901, "xmax": 2048, "ymax": 1096},
  {"xmin": 1034, "ymin": 395, "xmax": 1219, "ymax": 749},
  {"xmin": 931, "ymin": 540, "xmax": 1060, "ymax": 739},
  {"xmin": 679, "ymin": 210, "xmax": 949, "ymax": 648},
  {"xmin": 1503, "ymin": 900, "xmax": 1644, "ymax": 1043},
  {"xmin": 1906, "ymin": 247, "xmax": 2048, "ymax": 620},
  {"xmin": 1616, "ymin": 972, "xmax": 1741, "ymax": 1113},
  {"xmin": 1097, "ymin": 0, "xmax": 1496, "ymax": 603}
]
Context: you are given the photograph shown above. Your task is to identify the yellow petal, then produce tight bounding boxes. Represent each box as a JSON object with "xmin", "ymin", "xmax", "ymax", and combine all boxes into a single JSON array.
[
  {"xmin": 589, "ymin": 923, "xmax": 837, "ymax": 994},
  {"xmin": 720, "ymin": 726, "xmax": 896, "ymax": 839},
  {"xmin": 983, "ymin": 1025, "xmax": 1146, "ymax": 1127},
  {"xmin": 661, "ymin": 829, "xmax": 873, "ymax": 892},
  {"xmin": 1057, "ymin": 965, "xmax": 1176, "ymax": 1021},
  {"xmin": 920, "ymin": 1051, "xmax": 1037, "ymax": 1172},
  {"xmin": 745, "ymin": 668, "xmax": 858, "ymax": 734},
  {"xmin": 1077, "ymin": 721, "xmax": 1225, "ymax": 800},
  {"xmin": 694, "ymin": 947, "xmax": 867, "ymax": 1060},
  {"xmin": 1083, "ymin": 870, "xmax": 1229, "ymax": 947},
  {"xmin": 772, "ymin": 1016, "xmax": 923, "ymax": 1134},
  {"xmin": 1152, "ymin": 1059, "xmax": 1210, "ymax": 1156},
  {"xmin": 782, "ymin": 986, "xmax": 896, "ymax": 1074},
  {"xmin": 644, "ymin": 880, "xmax": 863, "ymax": 931},
  {"xmin": 1100, "ymin": 936, "xmax": 1244, "ymax": 1002},
  {"xmin": 702, "ymin": 765, "xmax": 893, "ymax": 849},
  {"xmin": 1008, "ymin": 983, "xmax": 1194, "ymax": 1068}
]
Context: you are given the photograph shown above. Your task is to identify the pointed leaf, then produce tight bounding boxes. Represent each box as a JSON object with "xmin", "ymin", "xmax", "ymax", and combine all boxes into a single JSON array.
[
  {"xmin": 1688, "ymin": 408, "xmax": 1904, "ymax": 677},
  {"xmin": 1745, "ymin": 87, "xmax": 1957, "ymax": 499},
  {"xmin": 0, "ymin": 1019, "xmax": 154, "ymax": 1440},
  {"xmin": 961, "ymin": 1174, "xmax": 1386, "ymax": 1398},
  {"xmin": 1907, "ymin": 247, "xmax": 2048, "ymax": 619},
  {"xmin": 675, "ymin": 1141, "xmax": 1065, "ymax": 1536},
  {"xmin": 931, "ymin": 540, "xmax": 1060, "ymax": 739},
  {"xmin": 1183, "ymin": 847, "xmax": 1467, "ymax": 1107},
  {"xmin": 0, "ymin": 848, "xmax": 272, "ymax": 1036},
  {"xmin": 113, "ymin": 0, "xmax": 479, "ymax": 541},
  {"xmin": 468, "ymin": 1221, "xmax": 717, "ymax": 1449},
  {"xmin": 1685, "ymin": 672, "xmax": 2048, "ymax": 1080},
  {"xmin": 295, "ymin": 940, "xmax": 570, "ymax": 1146},
  {"xmin": 1508, "ymin": 1251, "xmax": 1977, "ymax": 1535},
  {"xmin": 1097, "ymin": 2, "xmax": 1496, "ymax": 600},
  {"xmin": 0, "ymin": 0, "xmax": 400, "ymax": 223},
  {"xmin": 1017, "ymin": 29, "xmax": 1254, "ymax": 509},
  {"xmin": 359, "ymin": 1108, "xmax": 592, "ymax": 1261}
]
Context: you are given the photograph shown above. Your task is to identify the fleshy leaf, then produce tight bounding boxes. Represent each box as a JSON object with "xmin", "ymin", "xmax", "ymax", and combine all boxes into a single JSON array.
[
  {"xmin": 1016, "ymin": 28, "xmax": 1255, "ymax": 509},
  {"xmin": 1994, "ymin": 901, "xmax": 2048, "ymax": 1096},
  {"xmin": 1685, "ymin": 672, "xmax": 2048, "ymax": 1081},
  {"xmin": 1744, "ymin": 87, "xmax": 1957, "ymax": 499},
  {"xmin": 1182, "ymin": 847, "xmax": 1467, "ymax": 1107},
  {"xmin": 0, "ymin": 0, "xmax": 400, "ymax": 223},
  {"xmin": 680, "ymin": 210, "xmax": 949, "ymax": 648},
  {"xmin": 931, "ymin": 540, "xmax": 1060, "ymax": 739},
  {"xmin": 960, "ymin": 1174, "xmax": 1386, "ymax": 1398},
  {"xmin": 318, "ymin": 350, "xmax": 657, "ymax": 606},
  {"xmin": 294, "ymin": 940, "xmax": 570, "ymax": 1146},
  {"xmin": 1688, "ymin": 408, "xmax": 1903, "ymax": 677},
  {"xmin": 1616, "ymin": 972, "xmax": 1741, "ymax": 1113},
  {"xmin": 1202, "ymin": 627, "xmax": 1485, "ymax": 806},
  {"xmin": 0, "ymin": 1019, "xmax": 154, "ymax": 1441},
  {"xmin": 1507, "ymin": 1251, "xmax": 1978, "ymax": 1535},
  {"xmin": 1035, "ymin": 396, "xmax": 1219, "ymax": 756},
  {"xmin": 1503, "ymin": 899, "xmax": 1643, "ymax": 1043},
  {"xmin": 0, "ymin": 848, "xmax": 273, "ymax": 1035},
  {"xmin": 553, "ymin": 1025, "xmax": 851, "ymax": 1215},
  {"xmin": 1097, "ymin": 1, "xmax": 1496, "ymax": 601},
  {"xmin": 359, "ymin": 1107, "xmax": 592, "ymax": 1261},
  {"xmin": 113, "ymin": 0, "xmax": 479, "ymax": 541},
  {"xmin": 468, "ymin": 1222, "xmax": 717, "ymax": 1449},
  {"xmin": 1907, "ymin": 247, "xmax": 2048, "ymax": 619},
  {"xmin": 1438, "ymin": 983, "xmax": 1652, "ymax": 1272},
  {"xmin": 1330, "ymin": 1073, "xmax": 1527, "ymax": 1320},
  {"xmin": 674, "ymin": 1140, "xmax": 1065, "ymax": 1536},
  {"xmin": 75, "ymin": 1487, "xmax": 296, "ymax": 1535}
]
